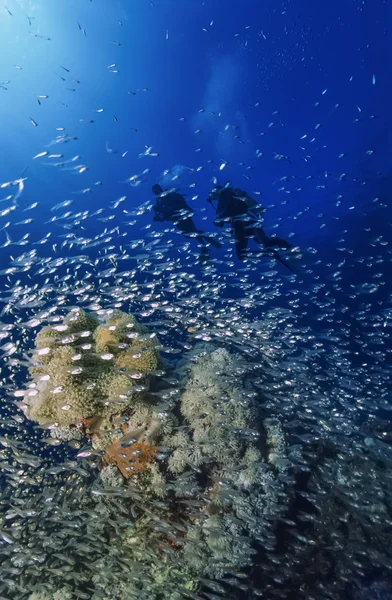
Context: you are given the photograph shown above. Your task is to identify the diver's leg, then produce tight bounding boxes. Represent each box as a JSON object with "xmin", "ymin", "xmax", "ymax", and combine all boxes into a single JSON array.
[
  {"xmin": 178, "ymin": 218, "xmax": 222, "ymax": 248},
  {"xmin": 177, "ymin": 218, "xmax": 212, "ymax": 262},
  {"xmin": 198, "ymin": 244, "xmax": 210, "ymax": 265},
  {"xmin": 200, "ymin": 234, "xmax": 222, "ymax": 249},
  {"xmin": 252, "ymin": 226, "xmax": 270, "ymax": 245},
  {"xmin": 177, "ymin": 218, "xmax": 206, "ymax": 244},
  {"xmin": 233, "ymin": 222, "xmax": 249, "ymax": 260},
  {"xmin": 267, "ymin": 248, "xmax": 297, "ymax": 272},
  {"xmin": 266, "ymin": 237, "xmax": 293, "ymax": 249},
  {"xmin": 254, "ymin": 227, "xmax": 293, "ymax": 250},
  {"xmin": 177, "ymin": 217, "xmax": 199, "ymax": 236}
]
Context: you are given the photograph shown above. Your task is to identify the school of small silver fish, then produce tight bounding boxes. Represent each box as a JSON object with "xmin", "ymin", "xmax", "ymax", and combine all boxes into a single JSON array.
[{"xmin": 0, "ymin": 2, "xmax": 390, "ymax": 600}]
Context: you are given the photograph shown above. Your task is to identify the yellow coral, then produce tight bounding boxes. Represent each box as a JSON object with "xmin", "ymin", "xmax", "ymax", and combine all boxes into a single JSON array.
[
  {"xmin": 25, "ymin": 309, "xmax": 160, "ymax": 429},
  {"xmin": 95, "ymin": 311, "xmax": 141, "ymax": 352},
  {"xmin": 94, "ymin": 324, "xmax": 120, "ymax": 352},
  {"xmin": 30, "ymin": 345, "xmax": 76, "ymax": 380},
  {"xmin": 97, "ymin": 371, "xmax": 133, "ymax": 407},
  {"xmin": 35, "ymin": 325, "xmax": 59, "ymax": 349},
  {"xmin": 114, "ymin": 344, "xmax": 159, "ymax": 374},
  {"xmin": 64, "ymin": 309, "xmax": 99, "ymax": 334},
  {"xmin": 32, "ymin": 326, "xmax": 62, "ymax": 366}
]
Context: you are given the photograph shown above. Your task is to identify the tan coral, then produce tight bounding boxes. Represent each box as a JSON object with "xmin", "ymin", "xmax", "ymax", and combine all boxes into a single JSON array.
[
  {"xmin": 24, "ymin": 309, "xmax": 160, "ymax": 429},
  {"xmin": 114, "ymin": 344, "xmax": 159, "ymax": 374},
  {"xmin": 64, "ymin": 309, "xmax": 99, "ymax": 334},
  {"xmin": 94, "ymin": 311, "xmax": 141, "ymax": 352},
  {"xmin": 94, "ymin": 323, "xmax": 121, "ymax": 352}
]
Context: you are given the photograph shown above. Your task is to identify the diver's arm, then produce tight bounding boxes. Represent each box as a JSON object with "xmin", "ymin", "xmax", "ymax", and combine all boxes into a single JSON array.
[{"xmin": 206, "ymin": 194, "xmax": 223, "ymax": 227}]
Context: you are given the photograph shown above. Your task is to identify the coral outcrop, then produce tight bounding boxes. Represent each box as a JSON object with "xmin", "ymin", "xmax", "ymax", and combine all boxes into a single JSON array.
[
  {"xmin": 20, "ymin": 309, "xmax": 160, "ymax": 429},
  {"xmin": 21, "ymin": 336, "xmax": 288, "ymax": 600}
]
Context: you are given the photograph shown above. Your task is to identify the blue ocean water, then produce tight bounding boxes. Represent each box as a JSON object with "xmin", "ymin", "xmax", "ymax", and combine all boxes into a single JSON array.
[
  {"xmin": 0, "ymin": 0, "xmax": 389, "ymax": 262},
  {"xmin": 0, "ymin": 0, "xmax": 389, "ymax": 366},
  {"xmin": 0, "ymin": 1, "xmax": 391, "ymax": 599}
]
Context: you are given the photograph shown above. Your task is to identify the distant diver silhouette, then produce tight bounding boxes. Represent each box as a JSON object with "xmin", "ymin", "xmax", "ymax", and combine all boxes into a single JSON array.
[
  {"xmin": 207, "ymin": 183, "xmax": 297, "ymax": 272},
  {"xmin": 152, "ymin": 184, "xmax": 221, "ymax": 262}
]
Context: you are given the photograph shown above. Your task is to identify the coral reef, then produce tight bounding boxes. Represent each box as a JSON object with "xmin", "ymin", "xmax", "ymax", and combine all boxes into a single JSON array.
[
  {"xmin": 49, "ymin": 425, "xmax": 85, "ymax": 442},
  {"xmin": 20, "ymin": 309, "xmax": 160, "ymax": 430},
  {"xmin": 18, "ymin": 339, "xmax": 288, "ymax": 599},
  {"xmin": 100, "ymin": 464, "xmax": 124, "ymax": 488},
  {"xmin": 28, "ymin": 589, "xmax": 73, "ymax": 600},
  {"xmin": 158, "ymin": 347, "xmax": 289, "ymax": 578},
  {"xmin": 104, "ymin": 438, "xmax": 157, "ymax": 478}
]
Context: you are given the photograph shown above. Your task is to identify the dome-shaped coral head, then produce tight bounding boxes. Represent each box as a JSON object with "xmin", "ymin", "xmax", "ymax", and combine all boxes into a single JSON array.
[
  {"xmin": 31, "ymin": 309, "xmax": 100, "ymax": 371},
  {"xmin": 24, "ymin": 309, "xmax": 160, "ymax": 430},
  {"xmin": 96, "ymin": 310, "xmax": 160, "ymax": 375},
  {"xmin": 63, "ymin": 308, "xmax": 99, "ymax": 334},
  {"xmin": 94, "ymin": 311, "xmax": 145, "ymax": 353}
]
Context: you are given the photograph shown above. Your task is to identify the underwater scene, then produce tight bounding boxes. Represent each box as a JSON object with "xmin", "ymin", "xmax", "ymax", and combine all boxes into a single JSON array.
[{"xmin": 0, "ymin": 1, "xmax": 391, "ymax": 599}]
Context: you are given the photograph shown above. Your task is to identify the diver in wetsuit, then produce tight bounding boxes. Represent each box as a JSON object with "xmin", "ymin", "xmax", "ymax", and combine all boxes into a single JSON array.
[
  {"xmin": 207, "ymin": 184, "xmax": 296, "ymax": 272},
  {"xmin": 152, "ymin": 184, "xmax": 221, "ymax": 261}
]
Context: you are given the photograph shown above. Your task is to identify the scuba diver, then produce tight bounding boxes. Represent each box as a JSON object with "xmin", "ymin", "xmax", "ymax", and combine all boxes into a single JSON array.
[
  {"xmin": 207, "ymin": 183, "xmax": 297, "ymax": 272},
  {"xmin": 152, "ymin": 184, "xmax": 221, "ymax": 262}
]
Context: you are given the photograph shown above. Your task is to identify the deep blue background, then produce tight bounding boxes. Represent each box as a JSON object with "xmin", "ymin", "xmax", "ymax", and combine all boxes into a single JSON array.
[{"xmin": 0, "ymin": 0, "xmax": 390, "ymax": 346}]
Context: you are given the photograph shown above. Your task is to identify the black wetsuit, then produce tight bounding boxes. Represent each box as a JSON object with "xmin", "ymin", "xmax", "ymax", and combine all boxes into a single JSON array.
[
  {"xmin": 153, "ymin": 190, "xmax": 221, "ymax": 256},
  {"xmin": 213, "ymin": 187, "xmax": 295, "ymax": 270}
]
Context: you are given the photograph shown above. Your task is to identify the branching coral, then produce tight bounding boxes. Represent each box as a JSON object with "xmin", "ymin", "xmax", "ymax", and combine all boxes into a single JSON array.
[
  {"xmin": 28, "ymin": 593, "xmax": 53, "ymax": 600},
  {"xmin": 166, "ymin": 347, "xmax": 259, "ymax": 473}
]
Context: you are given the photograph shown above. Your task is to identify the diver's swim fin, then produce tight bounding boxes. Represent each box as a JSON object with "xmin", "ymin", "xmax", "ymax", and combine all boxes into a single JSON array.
[
  {"xmin": 243, "ymin": 248, "xmax": 298, "ymax": 273},
  {"xmin": 198, "ymin": 245, "xmax": 210, "ymax": 265},
  {"xmin": 269, "ymin": 249, "xmax": 298, "ymax": 273},
  {"xmin": 198, "ymin": 232, "xmax": 222, "ymax": 249},
  {"xmin": 206, "ymin": 236, "xmax": 222, "ymax": 249},
  {"xmin": 263, "ymin": 237, "xmax": 293, "ymax": 250}
]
